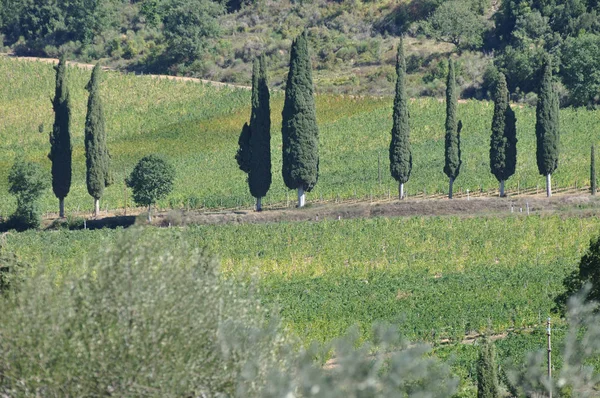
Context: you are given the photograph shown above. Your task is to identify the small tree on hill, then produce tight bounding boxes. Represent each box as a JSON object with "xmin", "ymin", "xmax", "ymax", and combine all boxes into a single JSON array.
[
  {"xmin": 591, "ymin": 144, "xmax": 596, "ymax": 196},
  {"xmin": 490, "ymin": 73, "xmax": 518, "ymax": 197},
  {"xmin": 444, "ymin": 59, "xmax": 462, "ymax": 199},
  {"xmin": 389, "ymin": 38, "xmax": 412, "ymax": 200},
  {"xmin": 126, "ymin": 155, "xmax": 175, "ymax": 222},
  {"xmin": 85, "ymin": 64, "xmax": 111, "ymax": 218},
  {"xmin": 8, "ymin": 159, "xmax": 49, "ymax": 230},
  {"xmin": 49, "ymin": 55, "xmax": 72, "ymax": 218},
  {"xmin": 477, "ymin": 339, "xmax": 500, "ymax": 398},
  {"xmin": 535, "ymin": 55, "xmax": 560, "ymax": 198},
  {"xmin": 282, "ymin": 31, "xmax": 319, "ymax": 208}
]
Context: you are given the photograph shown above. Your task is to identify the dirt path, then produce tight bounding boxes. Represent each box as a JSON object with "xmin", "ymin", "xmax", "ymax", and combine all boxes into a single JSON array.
[
  {"xmin": 152, "ymin": 193, "xmax": 600, "ymax": 227},
  {"xmin": 1, "ymin": 53, "xmax": 251, "ymax": 90}
]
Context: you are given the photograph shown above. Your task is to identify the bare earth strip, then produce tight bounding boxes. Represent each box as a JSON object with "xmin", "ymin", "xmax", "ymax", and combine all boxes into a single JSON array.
[{"xmin": 154, "ymin": 193, "xmax": 600, "ymax": 226}]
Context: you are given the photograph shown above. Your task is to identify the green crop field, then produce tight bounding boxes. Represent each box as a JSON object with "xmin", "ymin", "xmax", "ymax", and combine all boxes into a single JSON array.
[
  {"xmin": 3, "ymin": 213, "xmax": 599, "ymax": 392},
  {"xmin": 0, "ymin": 57, "xmax": 599, "ymax": 217}
]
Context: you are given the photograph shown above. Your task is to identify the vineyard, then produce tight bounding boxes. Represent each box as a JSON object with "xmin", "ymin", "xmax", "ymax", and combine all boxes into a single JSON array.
[
  {"xmin": 0, "ymin": 57, "xmax": 600, "ymax": 217},
  {"xmin": 3, "ymin": 213, "xmax": 599, "ymax": 392}
]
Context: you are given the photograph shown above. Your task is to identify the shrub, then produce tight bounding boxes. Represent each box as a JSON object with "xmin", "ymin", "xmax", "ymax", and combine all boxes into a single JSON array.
[
  {"xmin": 7, "ymin": 159, "xmax": 48, "ymax": 231},
  {"xmin": 0, "ymin": 227, "xmax": 289, "ymax": 397}
]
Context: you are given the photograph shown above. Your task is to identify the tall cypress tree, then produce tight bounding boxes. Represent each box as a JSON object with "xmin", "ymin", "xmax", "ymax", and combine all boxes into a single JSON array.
[
  {"xmin": 85, "ymin": 64, "xmax": 111, "ymax": 218},
  {"xmin": 444, "ymin": 59, "xmax": 462, "ymax": 199},
  {"xmin": 535, "ymin": 55, "xmax": 560, "ymax": 197},
  {"xmin": 477, "ymin": 339, "xmax": 500, "ymax": 398},
  {"xmin": 49, "ymin": 55, "xmax": 72, "ymax": 218},
  {"xmin": 389, "ymin": 38, "xmax": 412, "ymax": 200},
  {"xmin": 236, "ymin": 123, "xmax": 251, "ymax": 173},
  {"xmin": 490, "ymin": 73, "xmax": 517, "ymax": 197},
  {"xmin": 282, "ymin": 31, "xmax": 319, "ymax": 208},
  {"xmin": 248, "ymin": 55, "xmax": 272, "ymax": 211},
  {"xmin": 591, "ymin": 144, "xmax": 596, "ymax": 195}
]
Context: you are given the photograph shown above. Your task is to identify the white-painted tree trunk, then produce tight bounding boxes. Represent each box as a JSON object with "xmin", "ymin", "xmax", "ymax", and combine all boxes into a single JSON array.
[
  {"xmin": 59, "ymin": 198, "xmax": 65, "ymax": 218},
  {"xmin": 546, "ymin": 174, "xmax": 552, "ymax": 197},
  {"xmin": 399, "ymin": 183, "xmax": 404, "ymax": 200},
  {"xmin": 94, "ymin": 199, "xmax": 100, "ymax": 218},
  {"xmin": 448, "ymin": 178, "xmax": 454, "ymax": 199},
  {"xmin": 499, "ymin": 180, "xmax": 505, "ymax": 197},
  {"xmin": 256, "ymin": 197, "xmax": 262, "ymax": 212},
  {"xmin": 147, "ymin": 205, "xmax": 152, "ymax": 222},
  {"xmin": 297, "ymin": 187, "xmax": 306, "ymax": 208}
]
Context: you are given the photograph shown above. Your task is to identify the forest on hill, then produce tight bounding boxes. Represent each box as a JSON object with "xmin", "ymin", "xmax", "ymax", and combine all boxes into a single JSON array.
[{"xmin": 1, "ymin": 0, "xmax": 599, "ymax": 105}]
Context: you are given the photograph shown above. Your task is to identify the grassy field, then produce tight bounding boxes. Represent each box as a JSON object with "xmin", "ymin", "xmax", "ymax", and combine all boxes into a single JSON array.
[
  {"xmin": 1, "ymin": 58, "xmax": 599, "ymax": 217},
  {"xmin": 3, "ymin": 213, "xmax": 599, "ymax": 391}
]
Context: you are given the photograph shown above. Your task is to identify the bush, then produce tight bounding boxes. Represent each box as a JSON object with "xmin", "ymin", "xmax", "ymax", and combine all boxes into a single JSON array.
[
  {"xmin": 0, "ymin": 227, "xmax": 289, "ymax": 396},
  {"xmin": 0, "ymin": 228, "xmax": 461, "ymax": 397},
  {"xmin": 7, "ymin": 159, "xmax": 48, "ymax": 231}
]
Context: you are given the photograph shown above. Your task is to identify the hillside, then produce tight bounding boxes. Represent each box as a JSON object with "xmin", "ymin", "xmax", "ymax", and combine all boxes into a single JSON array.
[
  {"xmin": 2, "ymin": 0, "xmax": 599, "ymax": 105},
  {"xmin": 0, "ymin": 56, "xmax": 599, "ymax": 218}
]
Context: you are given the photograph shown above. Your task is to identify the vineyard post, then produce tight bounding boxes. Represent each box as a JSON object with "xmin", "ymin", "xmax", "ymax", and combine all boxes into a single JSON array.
[
  {"xmin": 378, "ymin": 151, "xmax": 381, "ymax": 188},
  {"xmin": 547, "ymin": 317, "xmax": 552, "ymax": 398}
]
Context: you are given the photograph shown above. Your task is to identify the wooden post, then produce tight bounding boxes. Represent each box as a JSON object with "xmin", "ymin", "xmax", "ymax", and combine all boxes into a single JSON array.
[{"xmin": 547, "ymin": 317, "xmax": 552, "ymax": 398}]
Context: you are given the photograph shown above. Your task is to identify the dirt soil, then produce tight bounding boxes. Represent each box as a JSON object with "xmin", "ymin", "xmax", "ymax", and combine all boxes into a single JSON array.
[{"xmin": 155, "ymin": 194, "xmax": 600, "ymax": 227}]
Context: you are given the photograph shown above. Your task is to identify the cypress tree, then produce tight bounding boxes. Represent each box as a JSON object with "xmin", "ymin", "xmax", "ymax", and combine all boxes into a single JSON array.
[
  {"xmin": 389, "ymin": 38, "xmax": 412, "ymax": 200},
  {"xmin": 236, "ymin": 123, "xmax": 251, "ymax": 173},
  {"xmin": 535, "ymin": 55, "xmax": 560, "ymax": 197},
  {"xmin": 85, "ymin": 64, "xmax": 111, "ymax": 218},
  {"xmin": 248, "ymin": 55, "xmax": 272, "ymax": 211},
  {"xmin": 477, "ymin": 339, "xmax": 500, "ymax": 398},
  {"xmin": 490, "ymin": 73, "xmax": 517, "ymax": 197},
  {"xmin": 592, "ymin": 144, "xmax": 596, "ymax": 195},
  {"xmin": 444, "ymin": 59, "xmax": 462, "ymax": 199},
  {"xmin": 282, "ymin": 31, "xmax": 319, "ymax": 208},
  {"xmin": 49, "ymin": 55, "xmax": 72, "ymax": 218}
]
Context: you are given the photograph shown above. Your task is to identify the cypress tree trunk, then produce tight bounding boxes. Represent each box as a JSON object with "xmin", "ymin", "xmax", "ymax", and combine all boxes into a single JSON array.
[
  {"xmin": 535, "ymin": 56, "xmax": 559, "ymax": 198},
  {"xmin": 298, "ymin": 187, "xmax": 305, "ymax": 208},
  {"xmin": 50, "ymin": 56, "xmax": 72, "ymax": 218},
  {"xmin": 85, "ymin": 64, "xmax": 111, "ymax": 215},
  {"xmin": 389, "ymin": 38, "xmax": 412, "ymax": 199},
  {"xmin": 282, "ymin": 31, "xmax": 319, "ymax": 208},
  {"xmin": 591, "ymin": 144, "xmax": 596, "ymax": 195},
  {"xmin": 256, "ymin": 197, "xmax": 262, "ymax": 212},
  {"xmin": 94, "ymin": 199, "xmax": 100, "ymax": 218},
  {"xmin": 147, "ymin": 205, "xmax": 152, "ymax": 222},
  {"xmin": 444, "ymin": 59, "xmax": 461, "ymax": 199},
  {"xmin": 499, "ymin": 180, "xmax": 505, "ymax": 197}
]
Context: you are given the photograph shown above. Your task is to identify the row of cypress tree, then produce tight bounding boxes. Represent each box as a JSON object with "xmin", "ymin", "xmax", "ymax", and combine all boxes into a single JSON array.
[
  {"xmin": 238, "ymin": 35, "xmax": 566, "ymax": 209},
  {"xmin": 237, "ymin": 31, "xmax": 319, "ymax": 209},
  {"xmin": 49, "ymin": 56, "xmax": 111, "ymax": 218},
  {"xmin": 390, "ymin": 42, "xmax": 561, "ymax": 200}
]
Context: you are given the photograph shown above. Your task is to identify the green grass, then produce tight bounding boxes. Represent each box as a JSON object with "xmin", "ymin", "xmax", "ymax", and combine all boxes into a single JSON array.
[
  {"xmin": 3, "ymin": 213, "xmax": 598, "ymax": 393},
  {"xmin": 1, "ymin": 57, "xmax": 599, "ymax": 218}
]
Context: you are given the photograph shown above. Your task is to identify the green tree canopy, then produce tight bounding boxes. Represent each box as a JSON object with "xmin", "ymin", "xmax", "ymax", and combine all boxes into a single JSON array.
[
  {"xmin": 49, "ymin": 55, "xmax": 72, "ymax": 218},
  {"xmin": 85, "ymin": 63, "xmax": 111, "ymax": 216},
  {"xmin": 427, "ymin": 0, "xmax": 486, "ymax": 50},
  {"xmin": 126, "ymin": 154, "xmax": 175, "ymax": 220},
  {"xmin": 282, "ymin": 31, "xmax": 319, "ymax": 205},
  {"xmin": 8, "ymin": 159, "xmax": 49, "ymax": 230},
  {"xmin": 561, "ymin": 34, "xmax": 600, "ymax": 107},
  {"xmin": 389, "ymin": 38, "xmax": 412, "ymax": 199}
]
